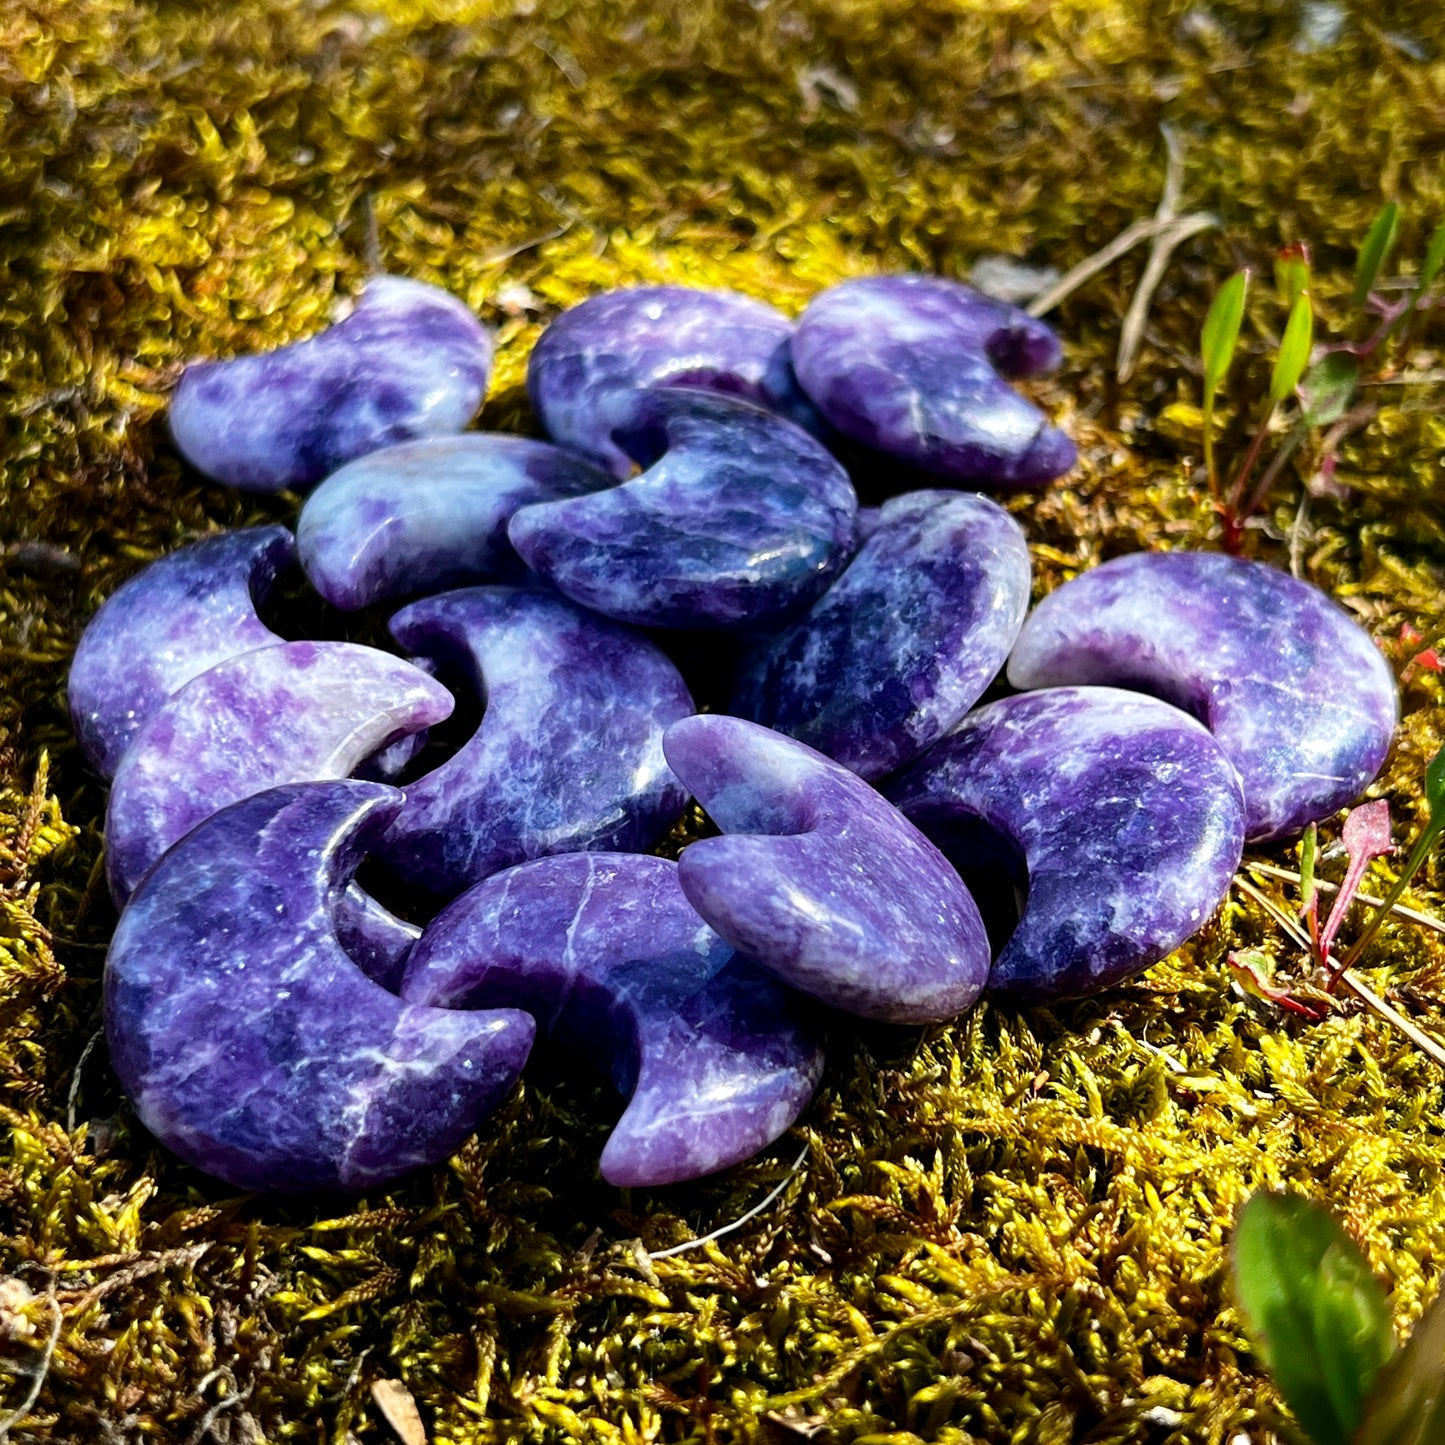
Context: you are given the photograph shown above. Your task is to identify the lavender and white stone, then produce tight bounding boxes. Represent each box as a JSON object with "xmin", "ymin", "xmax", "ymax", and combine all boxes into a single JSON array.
[
  {"xmin": 527, "ymin": 285, "xmax": 828, "ymax": 476},
  {"xmin": 334, "ymin": 887, "xmax": 422, "ymax": 994},
  {"xmin": 791, "ymin": 274, "xmax": 1076, "ymax": 488},
  {"xmin": 1007, "ymin": 551, "xmax": 1399, "ymax": 840},
  {"xmin": 885, "ymin": 688, "xmax": 1246, "ymax": 1003},
  {"xmin": 401, "ymin": 853, "xmax": 823, "ymax": 1187},
  {"xmin": 376, "ymin": 587, "xmax": 692, "ymax": 896},
  {"xmin": 68, "ymin": 527, "xmax": 295, "ymax": 777},
  {"xmin": 105, "ymin": 640, "xmax": 452, "ymax": 902},
  {"xmin": 509, "ymin": 389, "xmax": 858, "ymax": 630},
  {"xmin": 170, "ymin": 276, "xmax": 493, "ymax": 492},
  {"xmin": 665, "ymin": 715, "xmax": 990, "ymax": 1025},
  {"xmin": 734, "ymin": 491, "xmax": 1031, "ymax": 780},
  {"xmin": 297, "ymin": 434, "xmax": 612, "ymax": 610},
  {"xmin": 105, "ymin": 781, "xmax": 535, "ymax": 1192}
]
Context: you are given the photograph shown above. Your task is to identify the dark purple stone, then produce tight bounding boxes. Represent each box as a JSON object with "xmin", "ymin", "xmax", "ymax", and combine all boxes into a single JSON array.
[
  {"xmin": 104, "ymin": 781, "xmax": 535, "ymax": 1193},
  {"xmin": 68, "ymin": 527, "xmax": 294, "ymax": 777},
  {"xmin": 508, "ymin": 389, "xmax": 858, "ymax": 630},
  {"xmin": 401, "ymin": 853, "xmax": 823, "ymax": 1187},
  {"xmin": 733, "ymin": 490, "xmax": 1031, "ymax": 780},
  {"xmin": 333, "ymin": 886, "xmax": 422, "ymax": 994},
  {"xmin": 169, "ymin": 276, "xmax": 493, "ymax": 492},
  {"xmin": 791, "ymin": 274, "xmax": 1076, "ymax": 489},
  {"xmin": 665, "ymin": 715, "xmax": 990, "ymax": 1024},
  {"xmin": 1007, "ymin": 551, "xmax": 1400, "ymax": 840},
  {"xmin": 376, "ymin": 587, "xmax": 693, "ymax": 896},
  {"xmin": 885, "ymin": 687, "xmax": 1246, "ymax": 1003},
  {"xmin": 527, "ymin": 285, "xmax": 829, "ymax": 476}
]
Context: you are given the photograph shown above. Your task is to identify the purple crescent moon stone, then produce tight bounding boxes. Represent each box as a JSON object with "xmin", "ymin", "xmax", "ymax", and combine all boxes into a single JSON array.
[
  {"xmin": 508, "ymin": 389, "xmax": 858, "ymax": 630},
  {"xmin": 885, "ymin": 687, "xmax": 1246, "ymax": 1003},
  {"xmin": 1007, "ymin": 551, "xmax": 1400, "ymax": 841},
  {"xmin": 169, "ymin": 276, "xmax": 493, "ymax": 492},
  {"xmin": 105, "ymin": 640, "xmax": 453, "ymax": 903},
  {"xmin": 527, "ymin": 284, "xmax": 829, "ymax": 477},
  {"xmin": 401, "ymin": 853, "xmax": 824, "ymax": 1187},
  {"xmin": 68, "ymin": 527, "xmax": 295, "ymax": 777},
  {"xmin": 665, "ymin": 715, "xmax": 991, "ymax": 1025},
  {"xmin": 105, "ymin": 781, "xmax": 535, "ymax": 1192},
  {"xmin": 376, "ymin": 587, "xmax": 692, "ymax": 896},
  {"xmin": 791, "ymin": 274, "xmax": 1076, "ymax": 489},
  {"xmin": 733, "ymin": 490, "xmax": 1031, "ymax": 780},
  {"xmin": 297, "ymin": 434, "xmax": 612, "ymax": 610},
  {"xmin": 334, "ymin": 887, "xmax": 422, "ymax": 994}
]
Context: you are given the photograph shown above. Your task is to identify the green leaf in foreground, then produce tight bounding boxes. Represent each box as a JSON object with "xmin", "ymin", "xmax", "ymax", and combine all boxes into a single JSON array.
[
  {"xmin": 1419, "ymin": 219, "xmax": 1445, "ymax": 296},
  {"xmin": 1270, "ymin": 291, "xmax": 1315, "ymax": 404},
  {"xmin": 1202, "ymin": 270, "xmax": 1248, "ymax": 396},
  {"xmin": 1299, "ymin": 351, "xmax": 1360, "ymax": 428},
  {"xmin": 1276, "ymin": 246, "xmax": 1311, "ymax": 307},
  {"xmin": 1427, "ymin": 741, "xmax": 1445, "ymax": 820},
  {"xmin": 1232, "ymin": 1192, "xmax": 1394, "ymax": 1445},
  {"xmin": 1356, "ymin": 1281, "xmax": 1445, "ymax": 1445},
  {"xmin": 1354, "ymin": 201, "xmax": 1400, "ymax": 306}
]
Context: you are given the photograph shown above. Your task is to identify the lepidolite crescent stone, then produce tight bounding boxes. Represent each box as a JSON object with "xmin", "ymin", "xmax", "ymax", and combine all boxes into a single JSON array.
[
  {"xmin": 297, "ymin": 434, "xmax": 612, "ymax": 610},
  {"xmin": 791, "ymin": 274, "xmax": 1076, "ymax": 488},
  {"xmin": 527, "ymin": 285, "xmax": 828, "ymax": 476},
  {"xmin": 68, "ymin": 526, "xmax": 294, "ymax": 777},
  {"xmin": 665, "ymin": 715, "xmax": 990, "ymax": 1024},
  {"xmin": 105, "ymin": 781, "xmax": 535, "ymax": 1192},
  {"xmin": 508, "ymin": 389, "xmax": 858, "ymax": 630},
  {"xmin": 376, "ymin": 588, "xmax": 692, "ymax": 896},
  {"xmin": 885, "ymin": 688, "xmax": 1246, "ymax": 1003},
  {"xmin": 1006, "ymin": 551, "xmax": 1400, "ymax": 840},
  {"xmin": 401, "ymin": 853, "xmax": 823, "ymax": 1187},
  {"xmin": 106, "ymin": 640, "xmax": 453, "ymax": 902},
  {"xmin": 169, "ymin": 276, "xmax": 493, "ymax": 492},
  {"xmin": 734, "ymin": 490, "xmax": 1031, "ymax": 780}
]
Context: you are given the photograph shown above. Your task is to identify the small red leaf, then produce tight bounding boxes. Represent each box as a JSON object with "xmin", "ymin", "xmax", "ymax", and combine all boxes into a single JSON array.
[{"xmin": 1319, "ymin": 800, "xmax": 1394, "ymax": 959}]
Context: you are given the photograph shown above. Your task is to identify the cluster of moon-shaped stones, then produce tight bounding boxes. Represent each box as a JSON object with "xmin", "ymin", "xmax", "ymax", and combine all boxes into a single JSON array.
[{"xmin": 72, "ymin": 273, "xmax": 1401, "ymax": 1195}]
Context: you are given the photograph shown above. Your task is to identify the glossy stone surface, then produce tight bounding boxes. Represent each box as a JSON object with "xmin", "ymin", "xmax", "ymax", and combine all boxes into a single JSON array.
[
  {"xmin": 298, "ymin": 434, "xmax": 612, "ymax": 610},
  {"xmin": 106, "ymin": 641, "xmax": 452, "ymax": 902},
  {"xmin": 734, "ymin": 490, "xmax": 1031, "ymax": 779},
  {"xmin": 402, "ymin": 853, "xmax": 823, "ymax": 1186},
  {"xmin": 1007, "ymin": 551, "xmax": 1400, "ymax": 840},
  {"xmin": 665, "ymin": 715, "xmax": 990, "ymax": 1024},
  {"xmin": 377, "ymin": 587, "xmax": 692, "ymax": 895},
  {"xmin": 791, "ymin": 274, "xmax": 1076, "ymax": 488},
  {"xmin": 170, "ymin": 276, "xmax": 492, "ymax": 492},
  {"xmin": 68, "ymin": 527, "xmax": 294, "ymax": 777},
  {"xmin": 886, "ymin": 688, "xmax": 1246, "ymax": 1003},
  {"xmin": 528, "ymin": 285, "xmax": 829, "ymax": 476},
  {"xmin": 105, "ymin": 781, "xmax": 534, "ymax": 1192},
  {"xmin": 334, "ymin": 886, "xmax": 422, "ymax": 994},
  {"xmin": 509, "ymin": 389, "xmax": 857, "ymax": 630}
]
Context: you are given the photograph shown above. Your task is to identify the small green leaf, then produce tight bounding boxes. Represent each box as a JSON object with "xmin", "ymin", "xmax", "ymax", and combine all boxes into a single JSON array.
[
  {"xmin": 1298, "ymin": 351, "xmax": 1360, "ymax": 429},
  {"xmin": 1426, "ymin": 743, "xmax": 1445, "ymax": 821},
  {"xmin": 1298, "ymin": 823, "xmax": 1318, "ymax": 915},
  {"xmin": 1270, "ymin": 292, "xmax": 1315, "ymax": 404},
  {"xmin": 1355, "ymin": 201, "xmax": 1400, "ymax": 306},
  {"xmin": 1202, "ymin": 270, "xmax": 1249, "ymax": 396},
  {"xmin": 1419, "ymin": 220, "xmax": 1445, "ymax": 295},
  {"xmin": 1276, "ymin": 247, "xmax": 1311, "ymax": 307},
  {"xmin": 1232, "ymin": 1192, "xmax": 1395, "ymax": 1445},
  {"xmin": 1356, "ymin": 1279, "xmax": 1445, "ymax": 1445}
]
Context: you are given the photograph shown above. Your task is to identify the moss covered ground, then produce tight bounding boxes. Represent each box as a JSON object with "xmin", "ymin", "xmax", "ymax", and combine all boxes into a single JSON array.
[{"xmin": 2, "ymin": 1, "xmax": 1445, "ymax": 1440}]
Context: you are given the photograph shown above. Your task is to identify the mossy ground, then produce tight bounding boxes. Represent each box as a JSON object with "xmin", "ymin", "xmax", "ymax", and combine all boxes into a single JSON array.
[{"xmin": 2, "ymin": 1, "xmax": 1445, "ymax": 1440}]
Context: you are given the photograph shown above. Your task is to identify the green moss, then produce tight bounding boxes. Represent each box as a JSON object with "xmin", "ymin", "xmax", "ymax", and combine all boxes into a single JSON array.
[{"xmin": 1, "ymin": 0, "xmax": 1444, "ymax": 1439}]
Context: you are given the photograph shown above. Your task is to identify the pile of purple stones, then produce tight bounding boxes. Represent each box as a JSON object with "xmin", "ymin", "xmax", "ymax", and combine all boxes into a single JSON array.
[{"xmin": 71, "ymin": 274, "xmax": 1401, "ymax": 1196}]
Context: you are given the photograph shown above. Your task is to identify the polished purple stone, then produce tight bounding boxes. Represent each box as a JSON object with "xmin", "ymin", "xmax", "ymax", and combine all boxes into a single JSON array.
[
  {"xmin": 334, "ymin": 886, "xmax": 422, "ymax": 994},
  {"xmin": 733, "ymin": 490, "xmax": 1031, "ymax": 780},
  {"xmin": 885, "ymin": 688, "xmax": 1246, "ymax": 1003},
  {"xmin": 665, "ymin": 715, "xmax": 990, "ymax": 1024},
  {"xmin": 68, "ymin": 527, "xmax": 294, "ymax": 777},
  {"xmin": 106, "ymin": 640, "xmax": 452, "ymax": 902},
  {"xmin": 509, "ymin": 389, "xmax": 858, "ymax": 630},
  {"xmin": 169, "ymin": 276, "xmax": 493, "ymax": 492},
  {"xmin": 527, "ymin": 285, "xmax": 829, "ymax": 476},
  {"xmin": 376, "ymin": 587, "xmax": 692, "ymax": 896},
  {"xmin": 1007, "ymin": 551, "xmax": 1400, "ymax": 840},
  {"xmin": 401, "ymin": 853, "xmax": 823, "ymax": 1187},
  {"xmin": 791, "ymin": 274, "xmax": 1076, "ymax": 489},
  {"xmin": 297, "ymin": 434, "xmax": 612, "ymax": 610},
  {"xmin": 105, "ymin": 781, "xmax": 535, "ymax": 1192}
]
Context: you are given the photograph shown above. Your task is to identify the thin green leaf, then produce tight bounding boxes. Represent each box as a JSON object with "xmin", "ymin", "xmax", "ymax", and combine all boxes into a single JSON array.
[
  {"xmin": 1299, "ymin": 352, "xmax": 1360, "ymax": 428},
  {"xmin": 1232, "ymin": 1192, "xmax": 1394, "ymax": 1445},
  {"xmin": 1427, "ymin": 743, "xmax": 1445, "ymax": 821},
  {"xmin": 1419, "ymin": 220, "xmax": 1445, "ymax": 295},
  {"xmin": 1354, "ymin": 202, "xmax": 1400, "ymax": 306},
  {"xmin": 1299, "ymin": 823, "xmax": 1318, "ymax": 916},
  {"xmin": 1270, "ymin": 292, "xmax": 1315, "ymax": 404},
  {"xmin": 1202, "ymin": 271, "xmax": 1249, "ymax": 396},
  {"xmin": 1276, "ymin": 248, "xmax": 1311, "ymax": 307},
  {"xmin": 1356, "ymin": 1280, "xmax": 1445, "ymax": 1445}
]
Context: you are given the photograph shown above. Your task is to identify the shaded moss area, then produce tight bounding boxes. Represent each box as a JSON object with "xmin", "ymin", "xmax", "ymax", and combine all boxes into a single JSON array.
[{"xmin": 3, "ymin": 0, "xmax": 1445, "ymax": 1439}]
